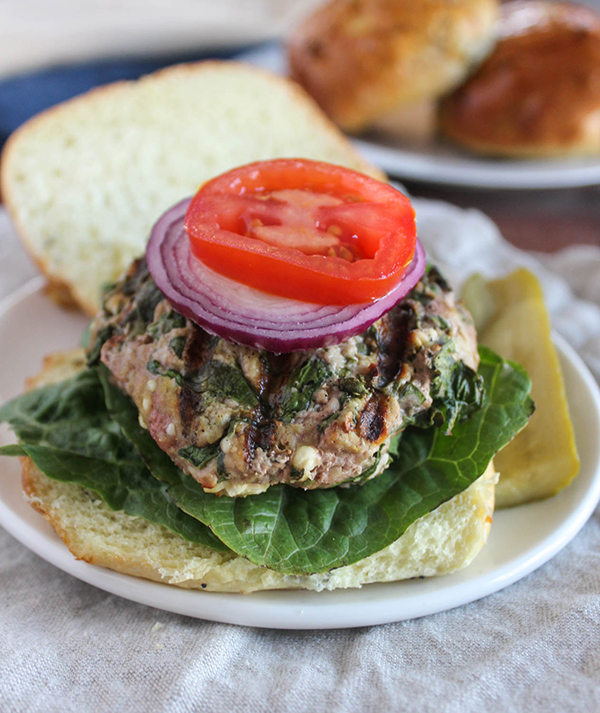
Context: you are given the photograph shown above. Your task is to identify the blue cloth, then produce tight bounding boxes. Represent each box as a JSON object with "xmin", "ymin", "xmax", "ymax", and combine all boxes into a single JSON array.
[{"xmin": 0, "ymin": 47, "xmax": 255, "ymax": 149}]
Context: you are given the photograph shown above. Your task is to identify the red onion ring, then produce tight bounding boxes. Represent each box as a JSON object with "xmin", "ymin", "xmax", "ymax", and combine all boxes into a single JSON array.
[{"xmin": 146, "ymin": 198, "xmax": 426, "ymax": 353}]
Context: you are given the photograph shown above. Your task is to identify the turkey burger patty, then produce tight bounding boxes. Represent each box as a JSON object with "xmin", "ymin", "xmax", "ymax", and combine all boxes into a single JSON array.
[{"xmin": 88, "ymin": 258, "xmax": 481, "ymax": 497}]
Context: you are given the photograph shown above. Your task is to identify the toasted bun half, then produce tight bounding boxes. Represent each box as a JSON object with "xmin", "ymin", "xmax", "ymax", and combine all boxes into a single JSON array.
[
  {"xmin": 0, "ymin": 61, "xmax": 383, "ymax": 317},
  {"xmin": 20, "ymin": 349, "xmax": 497, "ymax": 593},
  {"xmin": 439, "ymin": 1, "xmax": 600, "ymax": 157},
  {"xmin": 288, "ymin": 0, "xmax": 499, "ymax": 132}
]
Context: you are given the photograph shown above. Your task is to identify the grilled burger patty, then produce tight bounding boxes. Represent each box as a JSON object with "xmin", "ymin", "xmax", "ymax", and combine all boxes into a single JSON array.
[{"xmin": 88, "ymin": 259, "xmax": 483, "ymax": 496}]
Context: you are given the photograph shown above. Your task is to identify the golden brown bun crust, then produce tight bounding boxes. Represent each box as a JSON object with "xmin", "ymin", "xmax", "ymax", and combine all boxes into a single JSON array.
[
  {"xmin": 288, "ymin": 0, "xmax": 499, "ymax": 132},
  {"xmin": 439, "ymin": 1, "xmax": 600, "ymax": 157}
]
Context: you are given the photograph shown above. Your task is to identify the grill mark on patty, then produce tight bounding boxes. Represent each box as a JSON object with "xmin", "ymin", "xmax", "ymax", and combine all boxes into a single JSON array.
[
  {"xmin": 178, "ymin": 385, "xmax": 202, "ymax": 440},
  {"xmin": 373, "ymin": 305, "xmax": 414, "ymax": 387},
  {"xmin": 255, "ymin": 357, "xmax": 272, "ymax": 400},
  {"xmin": 185, "ymin": 329, "xmax": 219, "ymax": 372},
  {"xmin": 244, "ymin": 420, "xmax": 278, "ymax": 463},
  {"xmin": 257, "ymin": 352, "xmax": 302, "ymax": 404},
  {"xmin": 358, "ymin": 393, "xmax": 389, "ymax": 443}
]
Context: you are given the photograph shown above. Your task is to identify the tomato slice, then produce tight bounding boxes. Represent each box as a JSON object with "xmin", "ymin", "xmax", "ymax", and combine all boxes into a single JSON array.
[{"xmin": 184, "ymin": 159, "xmax": 416, "ymax": 305}]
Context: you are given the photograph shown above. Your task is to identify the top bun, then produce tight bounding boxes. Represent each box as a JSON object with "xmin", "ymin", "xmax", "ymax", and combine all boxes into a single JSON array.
[
  {"xmin": 288, "ymin": 0, "xmax": 499, "ymax": 132},
  {"xmin": 439, "ymin": 1, "xmax": 600, "ymax": 157},
  {"xmin": 0, "ymin": 61, "xmax": 382, "ymax": 316}
]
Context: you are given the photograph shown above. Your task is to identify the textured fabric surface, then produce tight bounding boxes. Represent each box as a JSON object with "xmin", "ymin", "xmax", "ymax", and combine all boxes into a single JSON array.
[{"xmin": 1, "ymin": 200, "xmax": 599, "ymax": 712}]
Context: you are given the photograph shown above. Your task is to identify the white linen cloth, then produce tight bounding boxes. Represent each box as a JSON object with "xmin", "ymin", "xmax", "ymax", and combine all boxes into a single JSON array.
[{"xmin": 1, "ymin": 200, "xmax": 600, "ymax": 713}]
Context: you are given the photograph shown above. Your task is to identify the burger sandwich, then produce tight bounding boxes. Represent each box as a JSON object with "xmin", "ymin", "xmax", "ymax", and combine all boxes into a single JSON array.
[{"xmin": 0, "ymin": 157, "xmax": 533, "ymax": 592}]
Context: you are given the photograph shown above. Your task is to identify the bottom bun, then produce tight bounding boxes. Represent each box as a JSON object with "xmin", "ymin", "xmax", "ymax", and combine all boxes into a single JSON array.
[{"xmin": 20, "ymin": 350, "xmax": 497, "ymax": 593}]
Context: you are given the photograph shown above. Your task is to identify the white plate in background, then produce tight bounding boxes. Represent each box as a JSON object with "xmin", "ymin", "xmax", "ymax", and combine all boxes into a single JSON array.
[
  {"xmin": 240, "ymin": 44, "xmax": 600, "ymax": 190},
  {"xmin": 0, "ymin": 280, "xmax": 599, "ymax": 629}
]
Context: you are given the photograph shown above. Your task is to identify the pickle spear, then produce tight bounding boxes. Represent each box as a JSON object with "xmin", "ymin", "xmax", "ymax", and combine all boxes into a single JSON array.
[{"xmin": 462, "ymin": 269, "xmax": 579, "ymax": 508}]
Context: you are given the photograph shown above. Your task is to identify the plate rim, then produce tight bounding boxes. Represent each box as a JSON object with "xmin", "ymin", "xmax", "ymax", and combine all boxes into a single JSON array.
[
  {"xmin": 352, "ymin": 139, "xmax": 600, "ymax": 190},
  {"xmin": 0, "ymin": 283, "xmax": 599, "ymax": 629}
]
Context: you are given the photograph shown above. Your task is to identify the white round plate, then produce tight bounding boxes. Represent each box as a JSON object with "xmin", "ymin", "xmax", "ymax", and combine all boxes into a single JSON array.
[
  {"xmin": 239, "ymin": 44, "xmax": 600, "ymax": 189},
  {"xmin": 1, "ymin": 280, "xmax": 599, "ymax": 630}
]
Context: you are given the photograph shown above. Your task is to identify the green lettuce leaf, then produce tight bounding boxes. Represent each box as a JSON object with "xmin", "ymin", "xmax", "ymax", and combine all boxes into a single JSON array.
[
  {"xmin": 0, "ymin": 444, "xmax": 27, "ymax": 456},
  {"xmin": 98, "ymin": 348, "xmax": 533, "ymax": 576},
  {"xmin": 0, "ymin": 370, "xmax": 227, "ymax": 551}
]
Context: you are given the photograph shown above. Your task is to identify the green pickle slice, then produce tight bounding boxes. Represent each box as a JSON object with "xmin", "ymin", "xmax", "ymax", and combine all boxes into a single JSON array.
[{"xmin": 462, "ymin": 268, "xmax": 579, "ymax": 508}]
